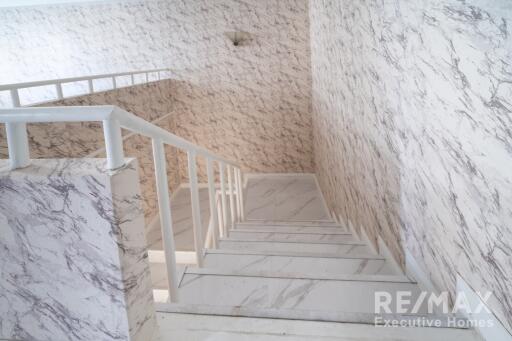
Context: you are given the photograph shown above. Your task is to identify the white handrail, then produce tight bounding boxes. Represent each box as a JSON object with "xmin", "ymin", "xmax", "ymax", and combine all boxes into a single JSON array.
[
  {"xmin": 0, "ymin": 104, "xmax": 245, "ymax": 303},
  {"xmin": 0, "ymin": 68, "xmax": 171, "ymax": 107}
]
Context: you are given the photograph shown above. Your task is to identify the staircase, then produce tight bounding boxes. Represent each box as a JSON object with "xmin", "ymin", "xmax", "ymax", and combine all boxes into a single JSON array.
[{"xmin": 149, "ymin": 175, "xmax": 484, "ymax": 340}]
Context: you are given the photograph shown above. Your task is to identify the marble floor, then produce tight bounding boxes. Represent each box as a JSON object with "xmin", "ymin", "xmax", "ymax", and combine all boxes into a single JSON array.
[
  {"xmin": 244, "ymin": 175, "xmax": 331, "ymax": 221},
  {"xmin": 152, "ymin": 313, "xmax": 484, "ymax": 341}
]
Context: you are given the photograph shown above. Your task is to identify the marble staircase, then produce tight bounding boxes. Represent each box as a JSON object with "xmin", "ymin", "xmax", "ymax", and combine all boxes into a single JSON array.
[{"xmin": 149, "ymin": 175, "xmax": 483, "ymax": 340}]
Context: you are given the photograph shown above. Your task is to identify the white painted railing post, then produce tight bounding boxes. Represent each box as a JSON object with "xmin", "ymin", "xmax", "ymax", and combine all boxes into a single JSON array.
[
  {"xmin": 87, "ymin": 79, "xmax": 94, "ymax": 93},
  {"xmin": 55, "ymin": 83, "xmax": 64, "ymax": 100},
  {"xmin": 234, "ymin": 167, "xmax": 241, "ymax": 222},
  {"xmin": 206, "ymin": 158, "xmax": 219, "ymax": 248},
  {"xmin": 237, "ymin": 168, "xmax": 245, "ymax": 221},
  {"xmin": 112, "ymin": 76, "xmax": 117, "ymax": 89},
  {"xmin": 152, "ymin": 138, "xmax": 179, "ymax": 302},
  {"xmin": 102, "ymin": 119, "xmax": 125, "ymax": 170},
  {"xmin": 219, "ymin": 161, "xmax": 228, "ymax": 237},
  {"xmin": 227, "ymin": 165, "xmax": 236, "ymax": 228},
  {"xmin": 5, "ymin": 89, "xmax": 30, "ymax": 170},
  {"xmin": 187, "ymin": 151, "xmax": 204, "ymax": 267}
]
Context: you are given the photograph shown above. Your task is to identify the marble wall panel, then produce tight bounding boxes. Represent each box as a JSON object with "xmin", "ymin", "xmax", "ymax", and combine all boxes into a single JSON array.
[
  {"xmin": 0, "ymin": 158, "xmax": 156, "ymax": 340},
  {"xmin": 310, "ymin": 0, "xmax": 512, "ymax": 332}
]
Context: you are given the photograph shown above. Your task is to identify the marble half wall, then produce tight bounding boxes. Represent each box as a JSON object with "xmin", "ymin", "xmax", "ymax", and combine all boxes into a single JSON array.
[
  {"xmin": 310, "ymin": 0, "xmax": 512, "ymax": 332},
  {"xmin": 0, "ymin": 80, "xmax": 181, "ymax": 222},
  {"xmin": 0, "ymin": 158, "xmax": 156, "ymax": 341}
]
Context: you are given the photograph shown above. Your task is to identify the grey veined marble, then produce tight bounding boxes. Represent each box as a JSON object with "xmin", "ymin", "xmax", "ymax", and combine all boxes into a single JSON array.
[
  {"xmin": 310, "ymin": 0, "xmax": 512, "ymax": 333},
  {"xmin": 0, "ymin": 158, "xmax": 156, "ymax": 341}
]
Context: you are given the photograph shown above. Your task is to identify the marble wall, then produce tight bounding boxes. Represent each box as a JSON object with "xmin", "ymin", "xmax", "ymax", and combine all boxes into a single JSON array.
[
  {"xmin": 310, "ymin": 0, "xmax": 512, "ymax": 332},
  {"xmin": 0, "ymin": 0, "xmax": 314, "ymax": 178},
  {"xmin": 0, "ymin": 158, "xmax": 156, "ymax": 340}
]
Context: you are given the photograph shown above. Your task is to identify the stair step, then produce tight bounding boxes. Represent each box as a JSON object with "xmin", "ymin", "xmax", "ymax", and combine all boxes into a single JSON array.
[
  {"xmin": 184, "ymin": 267, "xmax": 412, "ymax": 283},
  {"xmin": 227, "ymin": 230, "xmax": 357, "ymax": 243},
  {"xmin": 170, "ymin": 271, "xmax": 424, "ymax": 314},
  {"xmin": 239, "ymin": 220, "xmax": 342, "ymax": 227},
  {"xmin": 155, "ymin": 302, "xmax": 469, "ymax": 329},
  {"xmin": 203, "ymin": 252, "xmax": 399, "ymax": 275},
  {"xmin": 154, "ymin": 312, "xmax": 482, "ymax": 340},
  {"xmin": 221, "ymin": 236, "xmax": 364, "ymax": 246},
  {"xmin": 206, "ymin": 248, "xmax": 384, "ymax": 260},
  {"xmin": 234, "ymin": 225, "xmax": 349, "ymax": 234},
  {"xmin": 218, "ymin": 240, "xmax": 373, "ymax": 256}
]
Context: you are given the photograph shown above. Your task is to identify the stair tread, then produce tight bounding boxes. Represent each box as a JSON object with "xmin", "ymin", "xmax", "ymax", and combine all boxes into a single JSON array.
[
  {"xmin": 219, "ymin": 240, "xmax": 373, "ymax": 256},
  {"xmin": 234, "ymin": 225, "xmax": 350, "ymax": 234},
  {"xmin": 206, "ymin": 248, "xmax": 385, "ymax": 260},
  {"xmin": 155, "ymin": 302, "xmax": 471, "ymax": 329},
  {"xmin": 226, "ymin": 231, "xmax": 358, "ymax": 243},
  {"xmin": 203, "ymin": 252, "xmax": 399, "ymax": 275},
  {"xmin": 220, "ymin": 237, "xmax": 365, "ymax": 246},
  {"xmin": 184, "ymin": 266, "xmax": 413, "ymax": 283},
  {"xmin": 171, "ymin": 272, "xmax": 424, "ymax": 315}
]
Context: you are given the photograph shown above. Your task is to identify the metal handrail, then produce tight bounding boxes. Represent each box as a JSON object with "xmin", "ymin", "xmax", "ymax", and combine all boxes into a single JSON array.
[{"xmin": 0, "ymin": 104, "xmax": 245, "ymax": 304}]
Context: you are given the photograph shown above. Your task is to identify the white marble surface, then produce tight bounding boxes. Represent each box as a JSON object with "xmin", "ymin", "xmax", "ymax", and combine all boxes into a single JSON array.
[
  {"xmin": 0, "ymin": 158, "xmax": 155, "ymax": 341},
  {"xmin": 244, "ymin": 175, "xmax": 331, "ymax": 221},
  {"xmin": 175, "ymin": 273, "xmax": 424, "ymax": 314},
  {"xmin": 152, "ymin": 312, "xmax": 483, "ymax": 341},
  {"xmin": 203, "ymin": 253, "xmax": 398, "ymax": 275},
  {"xmin": 227, "ymin": 230, "xmax": 358, "ymax": 243},
  {"xmin": 310, "ymin": 0, "xmax": 512, "ymax": 331},
  {"xmin": 218, "ymin": 240, "xmax": 371, "ymax": 256}
]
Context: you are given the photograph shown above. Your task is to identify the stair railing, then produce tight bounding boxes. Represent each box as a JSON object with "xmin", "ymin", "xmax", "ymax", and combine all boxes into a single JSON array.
[
  {"xmin": 0, "ymin": 105, "xmax": 245, "ymax": 303},
  {"xmin": 0, "ymin": 68, "xmax": 172, "ymax": 107}
]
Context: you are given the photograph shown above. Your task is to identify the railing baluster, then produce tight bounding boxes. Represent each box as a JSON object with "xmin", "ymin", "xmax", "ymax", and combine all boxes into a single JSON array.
[
  {"xmin": 234, "ymin": 167, "xmax": 241, "ymax": 222},
  {"xmin": 87, "ymin": 79, "xmax": 94, "ymax": 93},
  {"xmin": 151, "ymin": 138, "xmax": 179, "ymax": 302},
  {"xmin": 102, "ymin": 119, "xmax": 125, "ymax": 170},
  {"xmin": 187, "ymin": 151, "xmax": 204, "ymax": 267},
  {"xmin": 219, "ymin": 161, "xmax": 228, "ymax": 237},
  {"xmin": 55, "ymin": 83, "xmax": 63, "ymax": 100},
  {"xmin": 131, "ymin": 74, "xmax": 135, "ymax": 85},
  {"xmin": 227, "ymin": 165, "xmax": 236, "ymax": 228},
  {"xmin": 237, "ymin": 168, "xmax": 245, "ymax": 221},
  {"xmin": 216, "ymin": 192, "xmax": 224, "ymax": 238},
  {"xmin": 206, "ymin": 158, "xmax": 219, "ymax": 248},
  {"xmin": 5, "ymin": 89, "xmax": 30, "ymax": 170},
  {"xmin": 112, "ymin": 76, "xmax": 117, "ymax": 89}
]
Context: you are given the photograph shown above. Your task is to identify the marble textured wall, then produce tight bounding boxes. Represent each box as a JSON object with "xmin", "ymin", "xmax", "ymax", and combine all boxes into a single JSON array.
[
  {"xmin": 0, "ymin": 158, "xmax": 156, "ymax": 340},
  {"xmin": 0, "ymin": 81, "xmax": 180, "ymax": 222},
  {"xmin": 0, "ymin": 0, "xmax": 314, "ymax": 178},
  {"xmin": 310, "ymin": 0, "xmax": 512, "ymax": 332}
]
